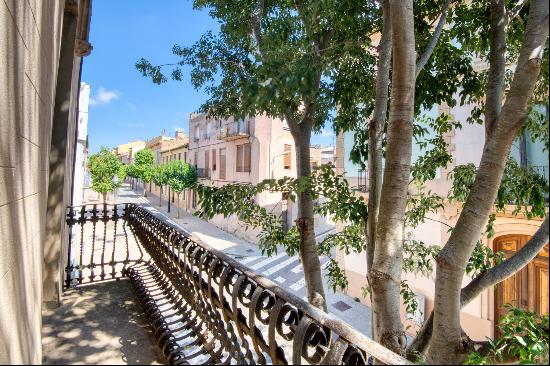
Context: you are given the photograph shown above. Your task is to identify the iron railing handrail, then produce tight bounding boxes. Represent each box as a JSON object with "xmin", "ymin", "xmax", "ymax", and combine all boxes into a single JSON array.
[
  {"xmin": 65, "ymin": 203, "xmax": 411, "ymax": 365},
  {"xmin": 128, "ymin": 203, "xmax": 410, "ymax": 365}
]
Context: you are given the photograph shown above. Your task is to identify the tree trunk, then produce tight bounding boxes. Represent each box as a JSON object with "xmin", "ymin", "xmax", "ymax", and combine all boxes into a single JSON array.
[
  {"xmin": 102, "ymin": 192, "xmax": 107, "ymax": 205},
  {"xmin": 291, "ymin": 120, "xmax": 327, "ymax": 311},
  {"xmin": 485, "ymin": 0, "xmax": 507, "ymax": 139},
  {"xmin": 143, "ymin": 180, "xmax": 147, "ymax": 197},
  {"xmin": 177, "ymin": 193, "xmax": 180, "ymax": 219},
  {"xmin": 427, "ymin": 1, "xmax": 548, "ymax": 363},
  {"xmin": 159, "ymin": 185, "xmax": 162, "ymax": 207},
  {"xmin": 369, "ymin": 0, "xmax": 415, "ymax": 356},
  {"xmin": 367, "ymin": 0, "xmax": 392, "ymax": 342}
]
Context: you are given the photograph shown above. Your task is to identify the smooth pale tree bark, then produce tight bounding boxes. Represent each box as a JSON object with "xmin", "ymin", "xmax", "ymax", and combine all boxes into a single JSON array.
[
  {"xmin": 485, "ymin": 0, "xmax": 507, "ymax": 139},
  {"xmin": 367, "ymin": 0, "xmax": 391, "ymax": 272},
  {"xmin": 369, "ymin": 0, "xmax": 415, "ymax": 355},
  {"xmin": 427, "ymin": 1, "xmax": 549, "ymax": 363},
  {"xmin": 366, "ymin": 0, "xmax": 392, "ymax": 342},
  {"xmin": 408, "ymin": 216, "xmax": 549, "ymax": 359},
  {"xmin": 415, "ymin": 0, "xmax": 451, "ymax": 79}
]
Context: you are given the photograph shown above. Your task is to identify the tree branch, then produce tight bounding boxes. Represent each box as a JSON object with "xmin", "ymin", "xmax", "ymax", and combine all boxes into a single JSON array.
[
  {"xmin": 508, "ymin": 0, "xmax": 529, "ymax": 21},
  {"xmin": 252, "ymin": 0, "xmax": 264, "ymax": 53},
  {"xmin": 485, "ymin": 0, "xmax": 507, "ymax": 139},
  {"xmin": 407, "ymin": 215, "xmax": 549, "ymax": 359},
  {"xmin": 415, "ymin": 0, "xmax": 452, "ymax": 79}
]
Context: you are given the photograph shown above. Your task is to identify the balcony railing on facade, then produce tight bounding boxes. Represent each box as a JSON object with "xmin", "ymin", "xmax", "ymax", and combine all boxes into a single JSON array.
[
  {"xmin": 195, "ymin": 167, "xmax": 210, "ymax": 179},
  {"xmin": 357, "ymin": 169, "xmax": 368, "ymax": 193},
  {"xmin": 64, "ymin": 203, "xmax": 410, "ymax": 365},
  {"xmin": 219, "ymin": 119, "xmax": 250, "ymax": 141}
]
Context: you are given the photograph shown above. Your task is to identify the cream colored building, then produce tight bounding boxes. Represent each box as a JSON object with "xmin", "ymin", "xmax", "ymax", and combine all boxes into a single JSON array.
[
  {"xmin": 112, "ymin": 140, "xmax": 146, "ymax": 164},
  {"xmin": 186, "ymin": 113, "xmax": 298, "ymax": 242},
  {"xmin": 335, "ymin": 101, "xmax": 549, "ymax": 342},
  {"xmin": 310, "ymin": 145, "xmax": 335, "ymax": 168},
  {"xmin": 0, "ymin": 1, "xmax": 92, "ymax": 363}
]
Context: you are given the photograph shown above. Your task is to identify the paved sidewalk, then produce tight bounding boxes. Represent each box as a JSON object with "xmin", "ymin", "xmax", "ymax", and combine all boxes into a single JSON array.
[{"xmin": 90, "ymin": 183, "xmax": 374, "ymax": 338}]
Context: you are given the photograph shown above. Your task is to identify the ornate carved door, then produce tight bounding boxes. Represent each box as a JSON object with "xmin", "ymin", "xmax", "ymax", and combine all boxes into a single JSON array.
[{"xmin": 494, "ymin": 234, "xmax": 549, "ymax": 335}]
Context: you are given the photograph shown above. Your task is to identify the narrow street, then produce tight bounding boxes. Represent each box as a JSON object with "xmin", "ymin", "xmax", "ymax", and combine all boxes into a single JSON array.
[{"xmin": 85, "ymin": 183, "xmax": 375, "ymax": 337}]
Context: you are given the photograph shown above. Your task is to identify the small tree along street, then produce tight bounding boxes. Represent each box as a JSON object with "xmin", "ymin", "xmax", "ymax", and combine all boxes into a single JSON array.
[
  {"xmin": 133, "ymin": 148, "xmax": 155, "ymax": 197},
  {"xmin": 166, "ymin": 160, "xmax": 197, "ymax": 219},
  {"xmin": 88, "ymin": 147, "xmax": 124, "ymax": 204}
]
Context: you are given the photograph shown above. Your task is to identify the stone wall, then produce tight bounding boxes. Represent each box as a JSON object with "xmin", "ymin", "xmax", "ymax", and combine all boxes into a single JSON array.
[
  {"xmin": 0, "ymin": 1, "xmax": 65, "ymax": 363},
  {"xmin": 0, "ymin": 0, "xmax": 91, "ymax": 363}
]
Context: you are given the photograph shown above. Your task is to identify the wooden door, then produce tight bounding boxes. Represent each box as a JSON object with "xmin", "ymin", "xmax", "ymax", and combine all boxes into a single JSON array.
[{"xmin": 494, "ymin": 234, "xmax": 549, "ymax": 335}]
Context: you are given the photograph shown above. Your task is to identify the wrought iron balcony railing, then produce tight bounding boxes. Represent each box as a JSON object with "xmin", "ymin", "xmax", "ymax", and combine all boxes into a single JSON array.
[
  {"xmin": 357, "ymin": 169, "xmax": 368, "ymax": 193},
  {"xmin": 219, "ymin": 119, "xmax": 250, "ymax": 141},
  {"xmin": 65, "ymin": 203, "xmax": 409, "ymax": 365}
]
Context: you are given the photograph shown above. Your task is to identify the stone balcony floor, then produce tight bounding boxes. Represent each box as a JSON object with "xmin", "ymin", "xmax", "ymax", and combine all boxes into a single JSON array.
[{"xmin": 42, "ymin": 280, "xmax": 163, "ymax": 365}]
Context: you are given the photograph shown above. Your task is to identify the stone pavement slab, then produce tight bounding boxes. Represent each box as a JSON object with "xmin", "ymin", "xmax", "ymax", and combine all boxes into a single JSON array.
[{"xmin": 42, "ymin": 280, "xmax": 163, "ymax": 365}]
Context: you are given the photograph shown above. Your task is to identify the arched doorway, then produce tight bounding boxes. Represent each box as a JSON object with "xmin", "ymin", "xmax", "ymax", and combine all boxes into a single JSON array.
[{"xmin": 494, "ymin": 234, "xmax": 549, "ymax": 335}]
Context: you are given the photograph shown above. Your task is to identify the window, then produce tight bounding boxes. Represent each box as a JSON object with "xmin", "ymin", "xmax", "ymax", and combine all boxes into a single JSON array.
[
  {"xmin": 212, "ymin": 149, "xmax": 216, "ymax": 171},
  {"xmin": 194, "ymin": 151, "xmax": 198, "ymax": 167},
  {"xmin": 217, "ymin": 119, "xmax": 222, "ymax": 129},
  {"xmin": 184, "ymin": 152, "xmax": 187, "ymax": 162},
  {"xmin": 219, "ymin": 148, "xmax": 226, "ymax": 180},
  {"xmin": 284, "ymin": 144, "xmax": 291, "ymax": 170},
  {"xmin": 206, "ymin": 122, "xmax": 211, "ymax": 139},
  {"xmin": 205, "ymin": 150, "xmax": 210, "ymax": 177},
  {"xmin": 178, "ymin": 153, "xmax": 181, "ymax": 160},
  {"xmin": 236, "ymin": 143, "xmax": 251, "ymax": 172},
  {"xmin": 194, "ymin": 126, "xmax": 200, "ymax": 142}
]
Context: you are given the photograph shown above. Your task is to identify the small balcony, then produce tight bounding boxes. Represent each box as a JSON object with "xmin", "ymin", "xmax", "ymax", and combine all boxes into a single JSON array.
[
  {"xmin": 46, "ymin": 204, "xmax": 409, "ymax": 365},
  {"xmin": 195, "ymin": 167, "xmax": 210, "ymax": 179},
  {"xmin": 357, "ymin": 169, "xmax": 368, "ymax": 193},
  {"xmin": 219, "ymin": 120, "xmax": 250, "ymax": 141}
]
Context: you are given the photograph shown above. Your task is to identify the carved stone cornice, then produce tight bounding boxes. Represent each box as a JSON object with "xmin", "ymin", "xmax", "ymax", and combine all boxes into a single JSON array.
[{"xmin": 75, "ymin": 39, "xmax": 93, "ymax": 57}]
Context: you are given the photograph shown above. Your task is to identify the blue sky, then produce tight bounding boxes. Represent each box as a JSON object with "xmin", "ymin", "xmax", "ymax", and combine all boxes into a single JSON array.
[{"xmin": 83, "ymin": 0, "xmax": 335, "ymax": 154}]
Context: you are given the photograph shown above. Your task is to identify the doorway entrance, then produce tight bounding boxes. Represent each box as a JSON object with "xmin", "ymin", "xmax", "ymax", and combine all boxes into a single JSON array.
[{"xmin": 494, "ymin": 234, "xmax": 549, "ymax": 335}]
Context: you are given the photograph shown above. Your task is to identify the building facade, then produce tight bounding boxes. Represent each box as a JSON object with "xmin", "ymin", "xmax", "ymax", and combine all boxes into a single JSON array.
[
  {"xmin": 186, "ymin": 113, "xmax": 298, "ymax": 242},
  {"xmin": 0, "ymin": 0, "xmax": 92, "ymax": 363},
  {"xmin": 112, "ymin": 139, "xmax": 146, "ymax": 164},
  {"xmin": 335, "ymin": 102, "xmax": 549, "ymax": 341},
  {"xmin": 72, "ymin": 82, "xmax": 91, "ymax": 207}
]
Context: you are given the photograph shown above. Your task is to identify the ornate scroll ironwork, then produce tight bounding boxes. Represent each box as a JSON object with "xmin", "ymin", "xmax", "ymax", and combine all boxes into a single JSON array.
[{"xmin": 65, "ymin": 203, "xmax": 410, "ymax": 365}]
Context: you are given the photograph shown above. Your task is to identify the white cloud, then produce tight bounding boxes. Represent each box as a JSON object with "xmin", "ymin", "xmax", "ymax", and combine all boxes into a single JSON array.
[{"xmin": 89, "ymin": 87, "xmax": 121, "ymax": 106}]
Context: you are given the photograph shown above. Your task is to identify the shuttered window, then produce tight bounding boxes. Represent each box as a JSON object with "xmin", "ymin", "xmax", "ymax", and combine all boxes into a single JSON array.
[
  {"xmin": 212, "ymin": 149, "xmax": 216, "ymax": 171},
  {"xmin": 284, "ymin": 144, "xmax": 291, "ymax": 170},
  {"xmin": 205, "ymin": 150, "xmax": 210, "ymax": 177},
  {"xmin": 243, "ymin": 143, "xmax": 251, "ymax": 172},
  {"xmin": 236, "ymin": 143, "xmax": 251, "ymax": 172},
  {"xmin": 219, "ymin": 148, "xmax": 226, "ymax": 180}
]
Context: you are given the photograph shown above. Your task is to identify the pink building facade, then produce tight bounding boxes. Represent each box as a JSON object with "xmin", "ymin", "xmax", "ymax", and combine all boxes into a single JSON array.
[{"xmin": 186, "ymin": 113, "xmax": 298, "ymax": 243}]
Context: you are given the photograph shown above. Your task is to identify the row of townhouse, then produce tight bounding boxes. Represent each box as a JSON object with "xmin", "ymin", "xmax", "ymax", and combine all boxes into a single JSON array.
[
  {"xmin": 335, "ymin": 102, "xmax": 549, "ymax": 341},
  {"xmin": 113, "ymin": 114, "xmax": 336, "ymax": 244}
]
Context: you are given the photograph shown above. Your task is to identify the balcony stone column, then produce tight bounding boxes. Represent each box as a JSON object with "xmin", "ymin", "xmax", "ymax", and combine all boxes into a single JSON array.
[{"xmin": 43, "ymin": 0, "xmax": 92, "ymax": 307}]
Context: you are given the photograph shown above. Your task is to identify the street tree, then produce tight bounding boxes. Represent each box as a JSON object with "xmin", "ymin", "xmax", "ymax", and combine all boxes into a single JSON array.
[
  {"xmin": 136, "ymin": 0, "xmax": 549, "ymax": 363},
  {"xmin": 152, "ymin": 163, "xmax": 169, "ymax": 207},
  {"xmin": 134, "ymin": 149, "xmax": 155, "ymax": 197},
  {"xmin": 88, "ymin": 147, "xmax": 123, "ymax": 204},
  {"xmin": 166, "ymin": 160, "xmax": 197, "ymax": 218},
  {"xmin": 136, "ymin": 0, "xmax": 379, "ymax": 311}
]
